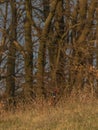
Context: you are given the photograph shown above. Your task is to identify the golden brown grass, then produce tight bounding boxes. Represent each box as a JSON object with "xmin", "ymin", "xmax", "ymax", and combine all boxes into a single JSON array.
[{"xmin": 0, "ymin": 98, "xmax": 98, "ymax": 130}]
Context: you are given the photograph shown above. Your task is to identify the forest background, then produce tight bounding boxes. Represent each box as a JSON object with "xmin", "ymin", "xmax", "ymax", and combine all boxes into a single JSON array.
[{"xmin": 0, "ymin": 0, "xmax": 98, "ymax": 107}]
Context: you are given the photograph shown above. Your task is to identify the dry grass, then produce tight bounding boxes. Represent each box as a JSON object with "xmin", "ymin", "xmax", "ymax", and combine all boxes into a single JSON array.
[{"xmin": 0, "ymin": 99, "xmax": 98, "ymax": 130}]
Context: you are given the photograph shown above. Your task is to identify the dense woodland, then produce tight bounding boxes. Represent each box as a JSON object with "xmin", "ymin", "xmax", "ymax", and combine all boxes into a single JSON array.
[{"xmin": 0, "ymin": 0, "xmax": 98, "ymax": 107}]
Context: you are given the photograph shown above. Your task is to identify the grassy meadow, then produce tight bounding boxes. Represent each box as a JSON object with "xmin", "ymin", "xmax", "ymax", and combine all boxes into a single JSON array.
[{"xmin": 0, "ymin": 98, "xmax": 98, "ymax": 130}]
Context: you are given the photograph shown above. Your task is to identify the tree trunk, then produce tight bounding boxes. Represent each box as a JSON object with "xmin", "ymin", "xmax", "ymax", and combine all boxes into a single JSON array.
[
  {"xmin": 6, "ymin": 0, "xmax": 17, "ymax": 106},
  {"xmin": 49, "ymin": 0, "xmax": 64, "ymax": 88},
  {"xmin": 24, "ymin": 0, "xmax": 33, "ymax": 99}
]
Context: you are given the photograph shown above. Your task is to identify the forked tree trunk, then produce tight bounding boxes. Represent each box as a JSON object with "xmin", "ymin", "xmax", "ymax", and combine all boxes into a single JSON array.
[{"xmin": 37, "ymin": 0, "xmax": 58, "ymax": 98}]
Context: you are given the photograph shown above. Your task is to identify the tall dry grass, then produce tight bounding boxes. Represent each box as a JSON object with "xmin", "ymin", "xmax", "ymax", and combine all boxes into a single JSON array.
[{"xmin": 0, "ymin": 93, "xmax": 98, "ymax": 130}]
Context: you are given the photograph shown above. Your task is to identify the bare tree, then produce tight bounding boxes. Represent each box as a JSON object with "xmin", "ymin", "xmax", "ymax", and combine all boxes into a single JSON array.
[{"xmin": 0, "ymin": 0, "xmax": 98, "ymax": 105}]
